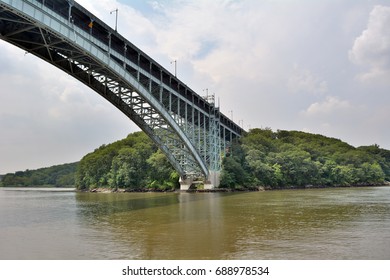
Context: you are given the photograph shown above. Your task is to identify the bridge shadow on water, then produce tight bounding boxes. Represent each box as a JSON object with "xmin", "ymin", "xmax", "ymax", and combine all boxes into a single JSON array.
[
  {"xmin": 74, "ymin": 191, "xmax": 245, "ymax": 259},
  {"xmin": 76, "ymin": 192, "xmax": 179, "ymax": 217},
  {"xmin": 75, "ymin": 191, "xmax": 238, "ymax": 218}
]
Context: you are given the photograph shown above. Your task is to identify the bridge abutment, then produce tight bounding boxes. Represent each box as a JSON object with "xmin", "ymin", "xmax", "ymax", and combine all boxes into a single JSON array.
[
  {"xmin": 179, "ymin": 171, "xmax": 220, "ymax": 191},
  {"xmin": 179, "ymin": 177, "xmax": 193, "ymax": 191},
  {"xmin": 205, "ymin": 171, "xmax": 220, "ymax": 189}
]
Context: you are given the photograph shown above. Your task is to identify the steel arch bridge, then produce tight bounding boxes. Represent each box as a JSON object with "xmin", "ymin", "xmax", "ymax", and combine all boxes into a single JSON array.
[{"xmin": 0, "ymin": 0, "xmax": 244, "ymax": 189}]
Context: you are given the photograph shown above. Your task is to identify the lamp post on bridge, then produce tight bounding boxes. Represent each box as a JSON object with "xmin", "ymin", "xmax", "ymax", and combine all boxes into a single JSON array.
[
  {"xmin": 228, "ymin": 110, "xmax": 233, "ymax": 121},
  {"xmin": 110, "ymin": 8, "xmax": 118, "ymax": 32},
  {"xmin": 170, "ymin": 60, "xmax": 177, "ymax": 77},
  {"xmin": 203, "ymin": 88, "xmax": 208, "ymax": 99}
]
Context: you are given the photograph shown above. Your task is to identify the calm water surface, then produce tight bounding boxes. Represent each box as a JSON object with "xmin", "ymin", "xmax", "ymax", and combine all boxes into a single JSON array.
[{"xmin": 1, "ymin": 186, "xmax": 390, "ymax": 259}]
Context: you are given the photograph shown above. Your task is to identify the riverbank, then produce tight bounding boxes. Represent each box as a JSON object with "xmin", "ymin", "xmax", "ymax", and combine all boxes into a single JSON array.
[
  {"xmin": 83, "ymin": 181, "xmax": 390, "ymax": 193},
  {"xmin": 4, "ymin": 181, "xmax": 388, "ymax": 193}
]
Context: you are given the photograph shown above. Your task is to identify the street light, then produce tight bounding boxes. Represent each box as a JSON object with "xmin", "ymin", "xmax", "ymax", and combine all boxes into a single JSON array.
[
  {"xmin": 170, "ymin": 60, "xmax": 177, "ymax": 77},
  {"xmin": 203, "ymin": 88, "xmax": 209, "ymax": 98},
  {"xmin": 110, "ymin": 8, "xmax": 118, "ymax": 32},
  {"xmin": 228, "ymin": 110, "xmax": 233, "ymax": 120}
]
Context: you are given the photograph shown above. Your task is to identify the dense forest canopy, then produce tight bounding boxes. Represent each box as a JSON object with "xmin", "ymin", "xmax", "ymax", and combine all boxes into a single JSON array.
[
  {"xmin": 2, "ymin": 129, "xmax": 389, "ymax": 190},
  {"xmin": 75, "ymin": 131, "xmax": 179, "ymax": 191},
  {"xmin": 220, "ymin": 128, "xmax": 390, "ymax": 189},
  {"xmin": 0, "ymin": 162, "xmax": 78, "ymax": 187}
]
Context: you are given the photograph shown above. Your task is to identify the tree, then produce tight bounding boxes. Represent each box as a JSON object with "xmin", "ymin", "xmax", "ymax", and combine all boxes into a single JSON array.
[
  {"xmin": 147, "ymin": 150, "xmax": 178, "ymax": 190},
  {"xmin": 109, "ymin": 147, "xmax": 152, "ymax": 189},
  {"xmin": 220, "ymin": 156, "xmax": 250, "ymax": 188},
  {"xmin": 245, "ymin": 149, "xmax": 275, "ymax": 186}
]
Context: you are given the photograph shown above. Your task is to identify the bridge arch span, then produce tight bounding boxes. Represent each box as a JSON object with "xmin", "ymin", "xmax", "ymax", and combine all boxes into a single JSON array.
[{"xmin": 0, "ymin": 0, "xmax": 244, "ymax": 188}]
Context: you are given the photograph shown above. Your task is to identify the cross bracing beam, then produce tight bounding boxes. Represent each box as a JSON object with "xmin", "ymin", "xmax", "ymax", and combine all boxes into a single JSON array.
[{"xmin": 0, "ymin": 0, "xmax": 244, "ymax": 183}]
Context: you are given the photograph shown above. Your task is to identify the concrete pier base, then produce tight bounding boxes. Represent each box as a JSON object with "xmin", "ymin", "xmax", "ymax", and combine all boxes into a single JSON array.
[
  {"xmin": 179, "ymin": 171, "xmax": 221, "ymax": 191},
  {"xmin": 205, "ymin": 171, "xmax": 220, "ymax": 189},
  {"xmin": 179, "ymin": 177, "xmax": 193, "ymax": 191}
]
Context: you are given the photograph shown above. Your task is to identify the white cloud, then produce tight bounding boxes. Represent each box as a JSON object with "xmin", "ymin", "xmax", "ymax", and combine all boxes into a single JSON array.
[
  {"xmin": 288, "ymin": 65, "xmax": 328, "ymax": 95},
  {"xmin": 153, "ymin": 1, "xmax": 290, "ymax": 84},
  {"xmin": 304, "ymin": 96, "xmax": 352, "ymax": 116},
  {"xmin": 150, "ymin": 1, "xmax": 164, "ymax": 12},
  {"xmin": 349, "ymin": 5, "xmax": 390, "ymax": 83}
]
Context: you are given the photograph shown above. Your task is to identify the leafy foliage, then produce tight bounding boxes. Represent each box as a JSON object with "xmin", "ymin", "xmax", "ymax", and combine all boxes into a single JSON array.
[
  {"xmin": 0, "ymin": 162, "xmax": 78, "ymax": 187},
  {"xmin": 75, "ymin": 131, "xmax": 179, "ymax": 190},
  {"xmin": 220, "ymin": 129, "xmax": 389, "ymax": 189}
]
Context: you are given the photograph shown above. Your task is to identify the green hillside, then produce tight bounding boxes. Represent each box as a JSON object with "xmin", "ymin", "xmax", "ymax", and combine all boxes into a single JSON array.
[
  {"xmin": 75, "ymin": 131, "xmax": 179, "ymax": 191},
  {"xmin": 220, "ymin": 128, "xmax": 390, "ymax": 189},
  {"xmin": 2, "ymin": 129, "xmax": 389, "ymax": 190},
  {"xmin": 0, "ymin": 162, "xmax": 78, "ymax": 187}
]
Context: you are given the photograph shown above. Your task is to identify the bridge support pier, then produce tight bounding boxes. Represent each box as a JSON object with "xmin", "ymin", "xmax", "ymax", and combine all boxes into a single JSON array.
[
  {"xmin": 179, "ymin": 171, "xmax": 220, "ymax": 191},
  {"xmin": 179, "ymin": 177, "xmax": 193, "ymax": 191},
  {"xmin": 204, "ymin": 171, "xmax": 220, "ymax": 190}
]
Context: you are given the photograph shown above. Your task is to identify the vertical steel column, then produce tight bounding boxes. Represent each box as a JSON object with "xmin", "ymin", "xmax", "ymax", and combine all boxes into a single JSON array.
[
  {"xmin": 185, "ymin": 98, "xmax": 188, "ymax": 133},
  {"xmin": 203, "ymin": 113, "xmax": 207, "ymax": 163},
  {"xmin": 169, "ymin": 92, "xmax": 172, "ymax": 113},
  {"xmin": 137, "ymin": 53, "xmax": 140, "ymax": 82},
  {"xmin": 223, "ymin": 126, "xmax": 226, "ymax": 157},
  {"xmin": 177, "ymin": 97, "xmax": 180, "ymax": 124},
  {"xmin": 159, "ymin": 70, "xmax": 163, "ymax": 104},
  {"xmin": 208, "ymin": 100, "xmax": 221, "ymax": 171},
  {"xmin": 198, "ymin": 109, "xmax": 201, "ymax": 153},
  {"xmin": 216, "ymin": 108, "xmax": 221, "ymax": 170},
  {"xmin": 148, "ymin": 62, "xmax": 152, "ymax": 93},
  {"xmin": 67, "ymin": 1, "xmax": 72, "ymax": 23},
  {"xmin": 108, "ymin": 32, "xmax": 111, "ymax": 58},
  {"xmin": 123, "ymin": 44, "xmax": 127, "ymax": 69},
  {"xmin": 192, "ymin": 95, "xmax": 195, "ymax": 145}
]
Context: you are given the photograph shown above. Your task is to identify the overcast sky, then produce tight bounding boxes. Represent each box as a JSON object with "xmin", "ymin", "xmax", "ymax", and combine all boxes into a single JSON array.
[{"xmin": 1, "ymin": 0, "xmax": 390, "ymax": 174}]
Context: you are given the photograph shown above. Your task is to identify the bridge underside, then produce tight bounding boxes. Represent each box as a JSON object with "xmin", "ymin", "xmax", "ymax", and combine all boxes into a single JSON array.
[{"xmin": 0, "ymin": 0, "xmax": 243, "ymax": 189}]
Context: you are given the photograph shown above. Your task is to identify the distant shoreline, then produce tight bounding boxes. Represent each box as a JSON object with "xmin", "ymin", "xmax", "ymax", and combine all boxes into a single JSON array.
[
  {"xmin": 81, "ymin": 182, "xmax": 390, "ymax": 193},
  {"xmin": 0, "ymin": 186, "xmax": 76, "ymax": 192},
  {"xmin": 2, "ymin": 182, "xmax": 389, "ymax": 193}
]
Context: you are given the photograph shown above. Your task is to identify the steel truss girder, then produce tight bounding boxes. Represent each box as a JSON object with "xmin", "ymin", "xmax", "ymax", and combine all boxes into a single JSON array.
[{"xmin": 0, "ymin": 0, "xmax": 242, "ymax": 180}]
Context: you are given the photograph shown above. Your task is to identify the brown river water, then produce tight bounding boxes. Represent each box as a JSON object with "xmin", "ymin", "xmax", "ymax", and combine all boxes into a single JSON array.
[{"xmin": 0, "ymin": 186, "xmax": 389, "ymax": 259}]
